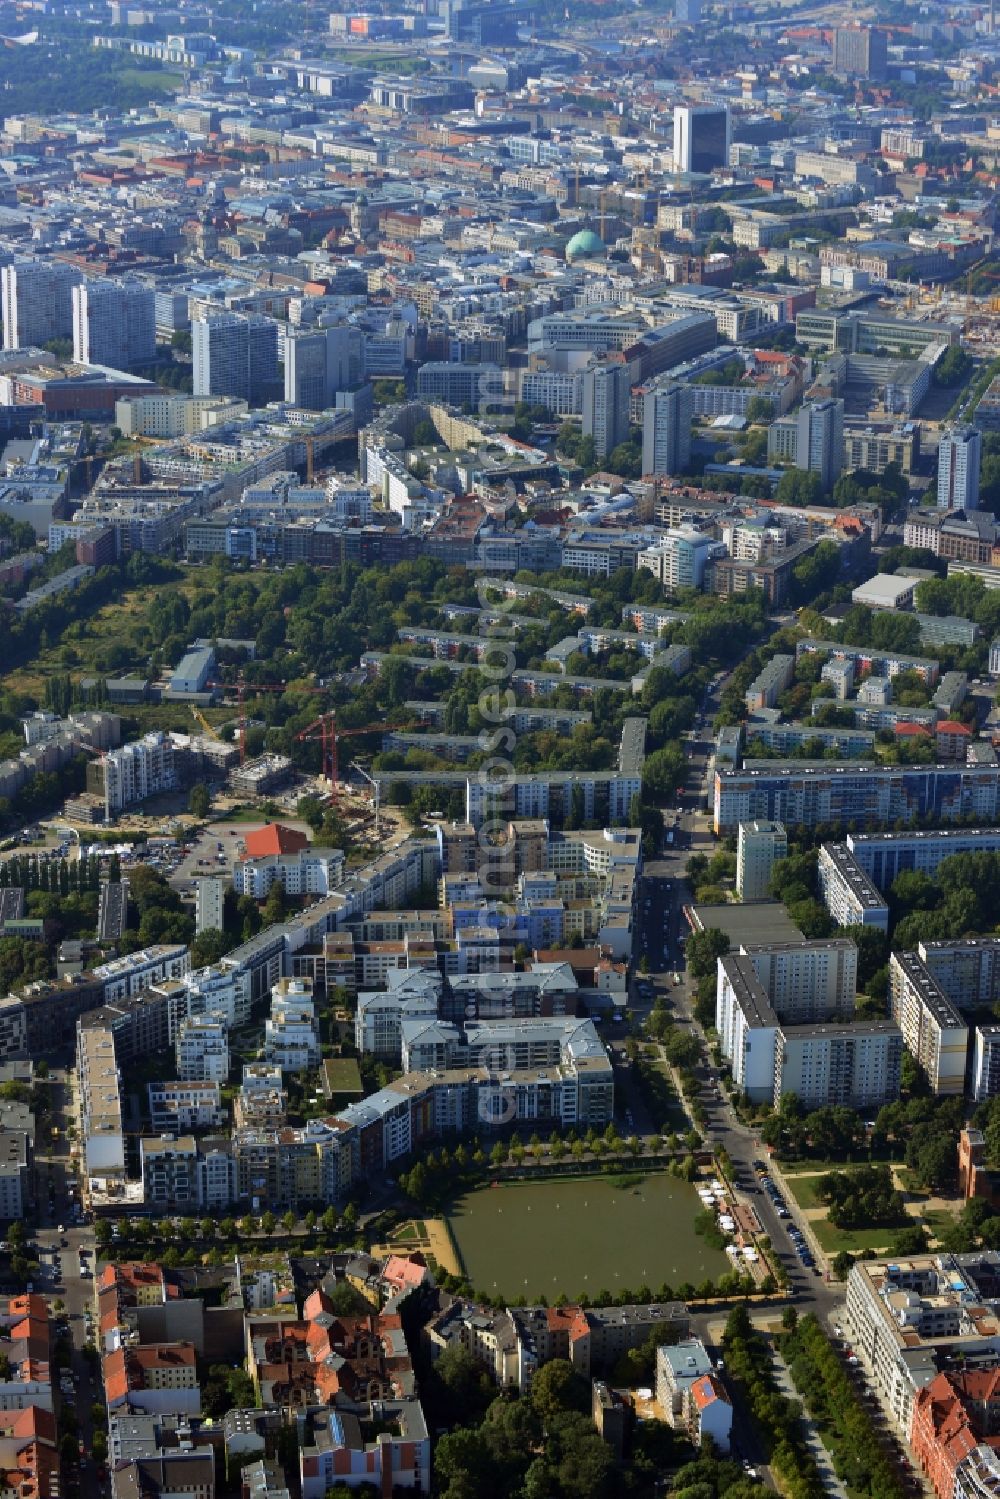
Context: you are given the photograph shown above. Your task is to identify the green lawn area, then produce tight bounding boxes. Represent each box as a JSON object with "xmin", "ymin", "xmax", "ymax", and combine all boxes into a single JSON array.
[
  {"xmin": 117, "ymin": 67, "xmax": 182, "ymax": 93},
  {"xmin": 783, "ymin": 1174, "xmax": 828, "ymax": 1210},
  {"xmin": 811, "ymin": 1219, "xmax": 899, "ymax": 1254},
  {"xmin": 922, "ymin": 1207, "xmax": 961, "ymax": 1242},
  {"xmin": 778, "ymin": 1155, "xmax": 889, "ymax": 1174}
]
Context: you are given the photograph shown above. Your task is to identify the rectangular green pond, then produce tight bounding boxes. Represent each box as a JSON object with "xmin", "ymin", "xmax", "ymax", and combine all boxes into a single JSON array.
[{"xmin": 447, "ymin": 1174, "xmax": 731, "ymax": 1300}]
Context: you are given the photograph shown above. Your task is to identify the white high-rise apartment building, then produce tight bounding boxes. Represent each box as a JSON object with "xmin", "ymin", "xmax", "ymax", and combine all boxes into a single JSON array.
[
  {"xmin": 94, "ymin": 732, "xmax": 176, "ymax": 818},
  {"xmin": 736, "ymin": 820, "xmax": 788, "ymax": 901},
  {"xmin": 581, "ymin": 359, "xmax": 630, "ymax": 460},
  {"xmin": 192, "ymin": 312, "xmax": 279, "ymax": 405},
  {"xmin": 937, "ymin": 425, "xmax": 981, "ymax": 511},
  {"xmin": 284, "ymin": 323, "xmax": 364, "ymax": 409},
  {"xmin": 2, "ymin": 259, "xmax": 83, "ymax": 350},
  {"xmin": 72, "ymin": 278, "xmax": 156, "ymax": 370},
  {"xmin": 176, "ymin": 1012, "xmax": 230, "ymax": 1084},
  {"xmin": 642, "ymin": 380, "xmax": 694, "ymax": 475},
  {"xmin": 795, "ymin": 398, "xmax": 844, "ymax": 491}
]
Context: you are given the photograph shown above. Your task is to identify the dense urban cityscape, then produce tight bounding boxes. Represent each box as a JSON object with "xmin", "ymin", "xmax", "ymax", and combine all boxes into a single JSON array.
[{"xmin": 10, "ymin": 0, "xmax": 1000, "ymax": 1497}]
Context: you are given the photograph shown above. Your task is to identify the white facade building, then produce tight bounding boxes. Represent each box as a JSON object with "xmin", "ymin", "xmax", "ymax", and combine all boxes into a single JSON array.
[
  {"xmin": 72, "ymin": 278, "xmax": 156, "ymax": 370},
  {"xmin": 175, "ymin": 1012, "xmax": 230, "ymax": 1084},
  {"xmin": 938, "ymin": 425, "xmax": 982, "ymax": 511},
  {"xmin": 1, "ymin": 259, "xmax": 82, "ymax": 350}
]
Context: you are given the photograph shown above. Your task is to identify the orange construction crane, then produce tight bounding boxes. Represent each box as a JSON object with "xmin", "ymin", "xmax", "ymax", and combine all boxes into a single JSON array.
[{"xmin": 295, "ymin": 714, "xmax": 422, "ymax": 789}]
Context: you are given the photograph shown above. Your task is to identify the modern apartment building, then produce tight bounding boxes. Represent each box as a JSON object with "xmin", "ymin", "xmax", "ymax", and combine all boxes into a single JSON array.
[
  {"xmin": 638, "ymin": 527, "xmax": 713, "ymax": 590},
  {"xmin": 736, "ymin": 820, "xmax": 788, "ymax": 902},
  {"xmin": 147, "ymin": 1081, "xmax": 224, "ymax": 1133},
  {"xmin": 846, "ymin": 1255, "xmax": 1000, "ymax": 1435},
  {"xmin": 192, "ymin": 312, "xmax": 279, "ymax": 405},
  {"xmin": 284, "ymin": 323, "xmax": 364, "ymax": 410},
  {"xmin": 581, "ymin": 358, "xmax": 630, "ymax": 460},
  {"xmin": 263, "ymin": 978, "xmax": 321, "ymax": 1074},
  {"xmin": 78, "ymin": 1025, "xmax": 126, "ymax": 1185},
  {"xmin": 72, "ymin": 278, "xmax": 156, "ymax": 370},
  {"xmin": 714, "ymin": 763, "xmax": 1000, "ymax": 836},
  {"xmin": 175, "ymin": 1013, "xmax": 230, "ymax": 1084},
  {"xmin": 233, "ymin": 847, "xmax": 346, "ymax": 900},
  {"xmin": 86, "ymin": 732, "xmax": 177, "ymax": 820},
  {"xmin": 195, "ymin": 877, "xmax": 225, "ymax": 936},
  {"xmin": 938, "ymin": 426, "xmax": 982, "ymax": 512},
  {"xmin": 642, "ymin": 380, "xmax": 694, "ymax": 476},
  {"xmin": 888, "ymin": 951, "xmax": 968, "ymax": 1095},
  {"xmin": 1, "ymin": 259, "xmax": 83, "ymax": 350}
]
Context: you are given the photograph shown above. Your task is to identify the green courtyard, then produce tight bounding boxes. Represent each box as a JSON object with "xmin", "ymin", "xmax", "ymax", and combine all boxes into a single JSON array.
[{"xmin": 446, "ymin": 1173, "xmax": 730, "ymax": 1301}]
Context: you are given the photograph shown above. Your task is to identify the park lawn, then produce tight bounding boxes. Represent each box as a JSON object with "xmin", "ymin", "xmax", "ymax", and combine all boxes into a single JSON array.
[
  {"xmin": 648, "ymin": 1056, "xmax": 690, "ymax": 1132},
  {"xmin": 784, "ymin": 1164, "xmax": 881, "ymax": 1210},
  {"xmin": 783, "ymin": 1174, "xmax": 829, "ymax": 1210},
  {"xmin": 811, "ymin": 1219, "xmax": 899, "ymax": 1255},
  {"xmin": 921, "ymin": 1206, "xmax": 962, "ymax": 1242},
  {"xmin": 117, "ymin": 66, "xmax": 183, "ymax": 93},
  {"xmin": 778, "ymin": 1157, "xmax": 871, "ymax": 1175}
]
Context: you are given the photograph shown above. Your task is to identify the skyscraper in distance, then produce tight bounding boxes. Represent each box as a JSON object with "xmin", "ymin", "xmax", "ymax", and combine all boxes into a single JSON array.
[
  {"xmin": 795, "ymin": 398, "xmax": 844, "ymax": 492},
  {"xmin": 642, "ymin": 380, "xmax": 694, "ymax": 476},
  {"xmin": 582, "ymin": 358, "xmax": 630, "ymax": 461},
  {"xmin": 832, "ymin": 25, "xmax": 888, "ymax": 78},
  {"xmin": 673, "ymin": 104, "xmax": 731, "ymax": 174}
]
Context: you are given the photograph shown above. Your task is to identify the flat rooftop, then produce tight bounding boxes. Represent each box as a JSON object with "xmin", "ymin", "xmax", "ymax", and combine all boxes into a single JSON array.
[{"xmin": 688, "ymin": 901, "xmax": 805, "ymax": 947}]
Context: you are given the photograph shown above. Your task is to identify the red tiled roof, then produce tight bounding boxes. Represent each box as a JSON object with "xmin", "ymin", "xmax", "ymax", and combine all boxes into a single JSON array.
[{"xmin": 242, "ymin": 823, "xmax": 309, "ymax": 859}]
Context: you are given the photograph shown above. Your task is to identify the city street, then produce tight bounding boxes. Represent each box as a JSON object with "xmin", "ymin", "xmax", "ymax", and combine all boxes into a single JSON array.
[{"xmin": 32, "ymin": 1066, "xmax": 101, "ymax": 1498}]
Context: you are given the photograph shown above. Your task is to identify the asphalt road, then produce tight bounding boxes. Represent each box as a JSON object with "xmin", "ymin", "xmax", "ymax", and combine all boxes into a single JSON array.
[{"xmin": 33, "ymin": 1066, "xmax": 102, "ymax": 1498}]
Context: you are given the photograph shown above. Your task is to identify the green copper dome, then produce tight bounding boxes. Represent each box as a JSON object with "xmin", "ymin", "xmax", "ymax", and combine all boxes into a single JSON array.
[{"xmin": 565, "ymin": 229, "xmax": 605, "ymax": 262}]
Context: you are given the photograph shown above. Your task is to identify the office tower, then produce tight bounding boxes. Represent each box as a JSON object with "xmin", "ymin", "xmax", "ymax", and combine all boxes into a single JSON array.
[
  {"xmin": 1, "ymin": 259, "xmax": 83, "ymax": 351},
  {"xmin": 737, "ymin": 820, "xmax": 788, "ymax": 902},
  {"xmin": 582, "ymin": 359, "xmax": 629, "ymax": 460},
  {"xmin": 675, "ymin": 0, "xmax": 700, "ymax": 22},
  {"xmin": 72, "ymin": 278, "xmax": 156, "ymax": 370},
  {"xmin": 441, "ymin": 0, "xmax": 523, "ymax": 44},
  {"xmin": 192, "ymin": 312, "xmax": 279, "ymax": 405},
  {"xmin": 284, "ymin": 323, "xmax": 364, "ymax": 410},
  {"xmin": 795, "ymin": 398, "xmax": 844, "ymax": 491},
  {"xmin": 832, "ymin": 25, "xmax": 888, "ymax": 79},
  {"xmin": 938, "ymin": 425, "xmax": 982, "ymax": 511},
  {"xmin": 642, "ymin": 380, "xmax": 694, "ymax": 476},
  {"xmin": 672, "ymin": 104, "xmax": 731, "ymax": 175}
]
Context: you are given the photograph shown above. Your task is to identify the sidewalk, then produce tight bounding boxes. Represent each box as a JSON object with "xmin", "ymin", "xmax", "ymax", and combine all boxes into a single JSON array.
[{"xmin": 771, "ymin": 1342, "xmax": 851, "ymax": 1499}]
